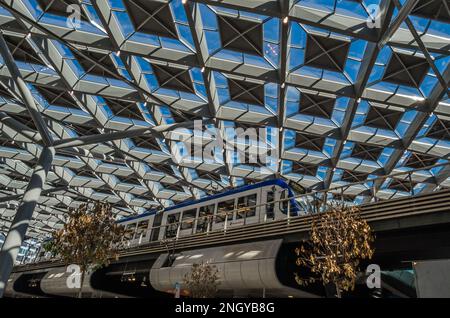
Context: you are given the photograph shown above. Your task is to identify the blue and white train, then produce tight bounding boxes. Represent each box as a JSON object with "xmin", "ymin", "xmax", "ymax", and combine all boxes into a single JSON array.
[{"xmin": 117, "ymin": 179, "xmax": 302, "ymax": 246}]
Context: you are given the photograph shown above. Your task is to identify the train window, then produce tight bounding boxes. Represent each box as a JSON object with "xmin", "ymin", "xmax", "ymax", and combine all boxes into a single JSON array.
[
  {"xmin": 134, "ymin": 220, "xmax": 149, "ymax": 239},
  {"xmin": 167, "ymin": 213, "xmax": 180, "ymax": 224},
  {"xmin": 181, "ymin": 209, "xmax": 197, "ymax": 230},
  {"xmin": 236, "ymin": 194, "xmax": 257, "ymax": 219},
  {"xmin": 216, "ymin": 199, "xmax": 235, "ymax": 223},
  {"xmin": 165, "ymin": 213, "xmax": 180, "ymax": 238},
  {"xmin": 124, "ymin": 223, "xmax": 136, "ymax": 240},
  {"xmin": 199, "ymin": 204, "xmax": 215, "ymax": 217},
  {"xmin": 266, "ymin": 191, "xmax": 275, "ymax": 219},
  {"xmin": 197, "ymin": 204, "xmax": 215, "ymax": 232}
]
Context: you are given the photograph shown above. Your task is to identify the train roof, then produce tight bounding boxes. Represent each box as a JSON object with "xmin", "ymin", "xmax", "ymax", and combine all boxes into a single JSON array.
[{"xmin": 117, "ymin": 178, "xmax": 294, "ymax": 224}]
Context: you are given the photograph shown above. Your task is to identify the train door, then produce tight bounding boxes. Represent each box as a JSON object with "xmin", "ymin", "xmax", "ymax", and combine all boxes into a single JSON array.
[
  {"xmin": 179, "ymin": 208, "xmax": 197, "ymax": 237},
  {"xmin": 196, "ymin": 204, "xmax": 215, "ymax": 234},
  {"xmin": 123, "ymin": 222, "xmax": 137, "ymax": 247},
  {"xmin": 134, "ymin": 219, "xmax": 150, "ymax": 245},
  {"xmin": 212, "ymin": 198, "xmax": 235, "ymax": 231},
  {"xmin": 151, "ymin": 212, "xmax": 163, "ymax": 241},
  {"xmin": 277, "ymin": 188, "xmax": 291, "ymax": 219},
  {"xmin": 263, "ymin": 188, "xmax": 276, "ymax": 221}
]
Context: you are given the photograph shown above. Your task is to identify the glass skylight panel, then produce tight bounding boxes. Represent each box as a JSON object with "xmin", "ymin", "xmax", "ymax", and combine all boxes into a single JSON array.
[{"xmin": 198, "ymin": 4, "xmax": 280, "ymax": 74}]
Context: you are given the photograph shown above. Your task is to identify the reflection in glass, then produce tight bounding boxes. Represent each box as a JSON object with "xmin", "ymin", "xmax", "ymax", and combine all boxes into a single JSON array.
[
  {"xmin": 236, "ymin": 194, "xmax": 257, "ymax": 219},
  {"xmin": 216, "ymin": 199, "xmax": 235, "ymax": 223}
]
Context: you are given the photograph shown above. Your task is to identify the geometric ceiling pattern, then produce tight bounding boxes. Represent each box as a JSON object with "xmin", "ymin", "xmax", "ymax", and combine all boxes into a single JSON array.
[{"xmin": 0, "ymin": 0, "xmax": 448, "ymax": 239}]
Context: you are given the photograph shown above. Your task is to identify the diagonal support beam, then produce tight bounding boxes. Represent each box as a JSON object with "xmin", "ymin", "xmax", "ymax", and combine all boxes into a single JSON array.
[
  {"xmin": 0, "ymin": 186, "xmax": 68, "ymax": 204},
  {"xmin": 0, "ymin": 146, "xmax": 54, "ymax": 297},
  {"xmin": 0, "ymin": 111, "xmax": 42, "ymax": 144},
  {"xmin": 0, "ymin": 33, "xmax": 53, "ymax": 146},
  {"xmin": 277, "ymin": 0, "xmax": 290, "ymax": 177},
  {"xmin": 378, "ymin": 0, "xmax": 419, "ymax": 48},
  {"xmin": 391, "ymin": 0, "xmax": 450, "ymax": 96},
  {"xmin": 321, "ymin": 0, "xmax": 396, "ymax": 190},
  {"xmin": 53, "ymin": 119, "xmax": 212, "ymax": 149},
  {"xmin": 365, "ymin": 64, "xmax": 450, "ymax": 202},
  {"xmin": 420, "ymin": 164, "xmax": 450, "ymax": 194}
]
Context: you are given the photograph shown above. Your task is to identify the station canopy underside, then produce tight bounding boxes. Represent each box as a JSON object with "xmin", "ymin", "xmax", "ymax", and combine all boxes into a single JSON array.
[{"xmin": 0, "ymin": 0, "xmax": 449, "ymax": 239}]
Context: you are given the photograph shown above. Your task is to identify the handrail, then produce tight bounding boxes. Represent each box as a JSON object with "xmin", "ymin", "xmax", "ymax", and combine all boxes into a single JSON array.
[{"xmin": 119, "ymin": 187, "xmax": 450, "ymax": 257}]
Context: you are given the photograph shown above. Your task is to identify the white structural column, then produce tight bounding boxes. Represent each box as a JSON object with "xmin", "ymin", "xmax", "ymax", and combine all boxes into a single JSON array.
[
  {"xmin": 0, "ymin": 147, "xmax": 55, "ymax": 297},
  {"xmin": 0, "ymin": 30, "xmax": 56, "ymax": 297}
]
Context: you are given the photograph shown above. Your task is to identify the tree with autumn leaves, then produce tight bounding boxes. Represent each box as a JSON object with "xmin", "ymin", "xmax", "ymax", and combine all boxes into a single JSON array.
[
  {"xmin": 183, "ymin": 261, "xmax": 220, "ymax": 298},
  {"xmin": 45, "ymin": 202, "xmax": 124, "ymax": 298},
  {"xmin": 295, "ymin": 203, "xmax": 374, "ymax": 298}
]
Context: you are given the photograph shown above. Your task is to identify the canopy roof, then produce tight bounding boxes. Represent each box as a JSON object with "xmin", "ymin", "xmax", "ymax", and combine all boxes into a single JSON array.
[{"xmin": 0, "ymin": 0, "xmax": 448, "ymax": 239}]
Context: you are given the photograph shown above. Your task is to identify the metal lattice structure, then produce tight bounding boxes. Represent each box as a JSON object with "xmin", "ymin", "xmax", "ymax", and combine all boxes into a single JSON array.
[{"xmin": 0, "ymin": 0, "xmax": 449, "ymax": 240}]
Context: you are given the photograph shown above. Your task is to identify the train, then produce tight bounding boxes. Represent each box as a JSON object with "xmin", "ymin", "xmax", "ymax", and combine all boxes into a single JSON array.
[{"xmin": 117, "ymin": 179, "xmax": 303, "ymax": 247}]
